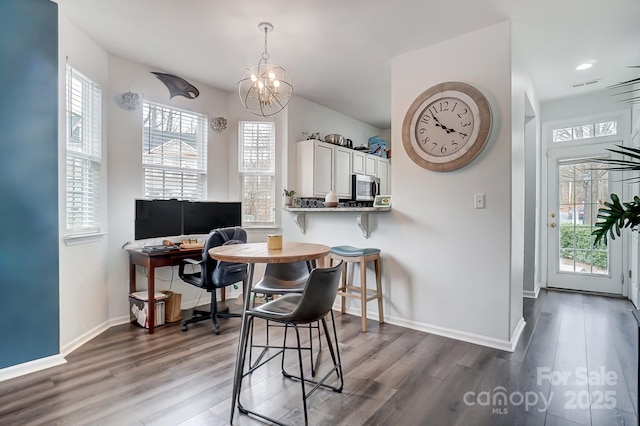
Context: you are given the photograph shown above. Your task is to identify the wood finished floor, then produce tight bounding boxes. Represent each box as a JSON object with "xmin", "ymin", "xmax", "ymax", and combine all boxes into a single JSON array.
[{"xmin": 0, "ymin": 289, "xmax": 638, "ymax": 426}]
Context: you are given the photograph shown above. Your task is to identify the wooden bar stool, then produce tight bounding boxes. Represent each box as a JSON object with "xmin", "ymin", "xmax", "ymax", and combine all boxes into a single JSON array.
[{"xmin": 329, "ymin": 245, "xmax": 383, "ymax": 332}]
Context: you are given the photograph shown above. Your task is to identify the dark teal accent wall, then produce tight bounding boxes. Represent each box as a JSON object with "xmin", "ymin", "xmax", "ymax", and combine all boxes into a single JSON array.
[{"xmin": 0, "ymin": 0, "xmax": 59, "ymax": 369}]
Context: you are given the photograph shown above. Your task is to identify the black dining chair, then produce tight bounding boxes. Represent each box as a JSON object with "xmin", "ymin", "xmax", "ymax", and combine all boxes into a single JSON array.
[
  {"xmin": 232, "ymin": 261, "xmax": 344, "ymax": 426},
  {"xmin": 248, "ymin": 261, "xmax": 323, "ymax": 375},
  {"xmin": 178, "ymin": 227, "xmax": 248, "ymax": 334}
]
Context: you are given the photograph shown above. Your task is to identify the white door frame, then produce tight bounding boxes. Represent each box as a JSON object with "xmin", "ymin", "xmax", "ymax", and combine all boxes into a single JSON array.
[
  {"xmin": 540, "ymin": 110, "xmax": 632, "ymax": 296},
  {"xmin": 629, "ymin": 127, "xmax": 640, "ymax": 307}
]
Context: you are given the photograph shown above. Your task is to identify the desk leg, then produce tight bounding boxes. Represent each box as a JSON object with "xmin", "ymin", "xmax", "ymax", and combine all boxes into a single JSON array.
[
  {"xmin": 148, "ymin": 265, "xmax": 156, "ymax": 334},
  {"xmin": 129, "ymin": 257, "xmax": 136, "ymax": 295},
  {"xmin": 230, "ymin": 262, "xmax": 255, "ymax": 423}
]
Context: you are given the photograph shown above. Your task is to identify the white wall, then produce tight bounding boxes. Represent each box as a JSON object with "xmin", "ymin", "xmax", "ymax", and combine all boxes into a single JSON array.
[
  {"xmin": 281, "ymin": 21, "xmax": 522, "ymax": 350},
  {"xmin": 56, "ymin": 12, "xmax": 524, "ymax": 357},
  {"xmin": 286, "ymin": 96, "xmax": 382, "ymax": 192},
  {"xmin": 58, "ymin": 13, "xmax": 110, "ymax": 352},
  {"xmin": 541, "ymin": 90, "xmax": 630, "ymax": 123},
  {"xmin": 633, "ymin": 83, "xmax": 640, "ymax": 136},
  {"xmin": 511, "ymin": 37, "xmax": 541, "ymax": 318},
  {"xmin": 287, "ymin": 96, "xmax": 381, "ymax": 149},
  {"xmin": 379, "ymin": 129, "xmax": 391, "ymax": 146},
  {"xmin": 390, "ymin": 21, "xmax": 518, "ymax": 347},
  {"xmin": 57, "ymin": 11, "xmax": 380, "ymax": 351},
  {"xmin": 105, "ymin": 55, "xmax": 234, "ymax": 320},
  {"xmin": 632, "ymin": 85, "xmax": 640, "ymax": 307},
  {"xmin": 225, "ymin": 92, "xmax": 288, "ymax": 239}
]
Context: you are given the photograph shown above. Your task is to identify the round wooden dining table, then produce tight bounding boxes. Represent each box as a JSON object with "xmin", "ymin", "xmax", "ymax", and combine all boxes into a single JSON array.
[
  {"xmin": 208, "ymin": 241, "xmax": 331, "ymax": 423},
  {"xmin": 209, "ymin": 241, "xmax": 330, "ymax": 266}
]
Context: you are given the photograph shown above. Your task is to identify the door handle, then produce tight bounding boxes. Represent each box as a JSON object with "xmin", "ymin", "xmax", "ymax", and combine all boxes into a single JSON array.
[{"xmin": 550, "ymin": 223, "xmax": 557, "ymax": 228}]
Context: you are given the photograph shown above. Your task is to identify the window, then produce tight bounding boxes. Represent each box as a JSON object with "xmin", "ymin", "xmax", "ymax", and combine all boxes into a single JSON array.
[
  {"xmin": 239, "ymin": 121, "xmax": 276, "ymax": 226},
  {"xmin": 65, "ymin": 66, "xmax": 102, "ymax": 234},
  {"xmin": 552, "ymin": 120, "xmax": 617, "ymax": 143},
  {"xmin": 142, "ymin": 102, "xmax": 207, "ymax": 200}
]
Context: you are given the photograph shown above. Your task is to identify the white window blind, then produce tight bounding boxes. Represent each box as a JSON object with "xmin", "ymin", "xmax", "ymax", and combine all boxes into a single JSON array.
[
  {"xmin": 142, "ymin": 102, "xmax": 207, "ymax": 200},
  {"xmin": 239, "ymin": 121, "xmax": 275, "ymax": 226},
  {"xmin": 66, "ymin": 65, "xmax": 102, "ymax": 234}
]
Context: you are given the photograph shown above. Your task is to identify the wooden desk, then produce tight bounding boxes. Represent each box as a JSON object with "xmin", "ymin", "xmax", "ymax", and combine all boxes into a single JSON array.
[
  {"xmin": 127, "ymin": 247, "xmax": 201, "ymax": 334},
  {"xmin": 208, "ymin": 242, "xmax": 331, "ymax": 423}
]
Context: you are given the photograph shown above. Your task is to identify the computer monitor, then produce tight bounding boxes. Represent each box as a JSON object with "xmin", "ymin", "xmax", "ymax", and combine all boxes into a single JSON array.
[
  {"xmin": 134, "ymin": 199, "xmax": 182, "ymax": 240},
  {"xmin": 183, "ymin": 201, "xmax": 242, "ymax": 235}
]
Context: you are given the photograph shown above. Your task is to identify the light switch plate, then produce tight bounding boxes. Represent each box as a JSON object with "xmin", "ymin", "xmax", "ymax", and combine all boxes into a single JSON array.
[{"xmin": 475, "ymin": 194, "xmax": 485, "ymax": 209}]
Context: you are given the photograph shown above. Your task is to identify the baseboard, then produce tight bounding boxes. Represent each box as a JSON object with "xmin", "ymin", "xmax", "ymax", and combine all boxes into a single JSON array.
[
  {"xmin": 2, "ymin": 309, "xmax": 185, "ymax": 383},
  {"xmin": 1, "ymin": 319, "xmax": 121, "ymax": 382},
  {"xmin": 60, "ymin": 320, "xmax": 113, "ymax": 357},
  {"xmin": 523, "ymin": 283, "xmax": 541, "ymax": 299},
  {"xmin": 181, "ymin": 297, "xmax": 208, "ymax": 310},
  {"xmin": 110, "ymin": 315, "xmax": 133, "ymax": 327},
  {"xmin": 335, "ymin": 303, "xmax": 524, "ymax": 352},
  {"xmin": 509, "ymin": 317, "xmax": 526, "ymax": 351},
  {"xmin": 0, "ymin": 354, "xmax": 66, "ymax": 383},
  {"xmin": 385, "ymin": 314, "xmax": 522, "ymax": 352},
  {"xmin": 1, "ymin": 319, "xmax": 121, "ymax": 383},
  {"xmin": 3, "ymin": 299, "xmax": 524, "ymax": 383}
]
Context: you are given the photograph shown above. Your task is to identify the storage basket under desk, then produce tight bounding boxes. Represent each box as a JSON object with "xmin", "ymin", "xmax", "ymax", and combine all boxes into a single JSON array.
[{"xmin": 129, "ymin": 293, "xmax": 166, "ymax": 329}]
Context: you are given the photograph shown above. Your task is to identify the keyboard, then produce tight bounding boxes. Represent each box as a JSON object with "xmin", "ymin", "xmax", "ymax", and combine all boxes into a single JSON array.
[{"xmin": 141, "ymin": 245, "xmax": 179, "ymax": 253}]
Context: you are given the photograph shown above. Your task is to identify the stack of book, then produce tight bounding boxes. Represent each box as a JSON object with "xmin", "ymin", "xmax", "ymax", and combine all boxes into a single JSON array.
[{"xmin": 129, "ymin": 291, "xmax": 166, "ymax": 328}]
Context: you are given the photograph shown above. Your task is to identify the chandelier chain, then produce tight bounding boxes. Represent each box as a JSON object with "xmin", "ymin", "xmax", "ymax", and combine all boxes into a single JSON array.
[{"xmin": 262, "ymin": 26, "xmax": 270, "ymax": 61}]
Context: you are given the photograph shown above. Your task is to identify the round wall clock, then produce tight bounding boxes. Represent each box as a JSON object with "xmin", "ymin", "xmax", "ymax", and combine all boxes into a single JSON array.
[{"xmin": 402, "ymin": 81, "xmax": 492, "ymax": 172}]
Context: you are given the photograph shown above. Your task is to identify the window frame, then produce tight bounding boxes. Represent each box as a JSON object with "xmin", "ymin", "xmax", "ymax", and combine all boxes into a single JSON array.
[
  {"xmin": 142, "ymin": 101, "xmax": 208, "ymax": 201},
  {"xmin": 238, "ymin": 121, "xmax": 276, "ymax": 228},
  {"xmin": 551, "ymin": 119, "xmax": 618, "ymax": 143},
  {"xmin": 65, "ymin": 65, "xmax": 102, "ymax": 236}
]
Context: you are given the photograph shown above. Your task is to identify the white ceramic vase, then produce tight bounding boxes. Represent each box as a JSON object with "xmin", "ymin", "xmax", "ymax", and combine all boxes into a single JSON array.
[{"xmin": 325, "ymin": 190, "xmax": 338, "ymax": 207}]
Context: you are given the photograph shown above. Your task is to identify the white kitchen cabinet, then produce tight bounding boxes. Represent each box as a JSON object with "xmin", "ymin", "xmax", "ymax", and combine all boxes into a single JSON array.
[
  {"xmin": 297, "ymin": 140, "xmax": 333, "ymax": 197},
  {"xmin": 297, "ymin": 140, "xmax": 390, "ymax": 199},
  {"xmin": 365, "ymin": 155, "xmax": 377, "ymax": 176},
  {"xmin": 377, "ymin": 157, "xmax": 390, "ymax": 195},
  {"xmin": 334, "ymin": 146, "xmax": 352, "ymax": 198},
  {"xmin": 352, "ymin": 151, "xmax": 365, "ymax": 175}
]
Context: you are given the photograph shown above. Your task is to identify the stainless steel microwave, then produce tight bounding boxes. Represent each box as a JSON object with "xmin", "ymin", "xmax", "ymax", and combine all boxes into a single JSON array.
[{"xmin": 351, "ymin": 174, "xmax": 380, "ymax": 201}]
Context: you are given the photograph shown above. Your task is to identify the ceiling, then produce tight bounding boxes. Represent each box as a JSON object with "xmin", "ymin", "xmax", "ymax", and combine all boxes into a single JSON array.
[{"xmin": 56, "ymin": 0, "xmax": 640, "ymax": 129}]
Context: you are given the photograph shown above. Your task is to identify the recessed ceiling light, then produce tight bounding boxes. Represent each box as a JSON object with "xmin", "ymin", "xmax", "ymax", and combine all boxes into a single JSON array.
[{"xmin": 576, "ymin": 63, "xmax": 593, "ymax": 71}]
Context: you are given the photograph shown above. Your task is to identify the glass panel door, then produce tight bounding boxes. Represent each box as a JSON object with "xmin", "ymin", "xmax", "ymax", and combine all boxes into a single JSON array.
[
  {"xmin": 557, "ymin": 160, "xmax": 609, "ymax": 274},
  {"xmin": 547, "ymin": 155, "xmax": 622, "ymax": 294}
]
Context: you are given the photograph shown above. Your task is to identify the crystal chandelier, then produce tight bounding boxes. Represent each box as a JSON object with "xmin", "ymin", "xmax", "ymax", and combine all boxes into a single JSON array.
[{"xmin": 238, "ymin": 22, "xmax": 293, "ymax": 117}]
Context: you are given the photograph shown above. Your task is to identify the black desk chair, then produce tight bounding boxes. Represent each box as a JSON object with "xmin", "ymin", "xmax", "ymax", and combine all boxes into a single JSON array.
[
  {"xmin": 234, "ymin": 261, "xmax": 344, "ymax": 426},
  {"xmin": 178, "ymin": 227, "xmax": 248, "ymax": 334}
]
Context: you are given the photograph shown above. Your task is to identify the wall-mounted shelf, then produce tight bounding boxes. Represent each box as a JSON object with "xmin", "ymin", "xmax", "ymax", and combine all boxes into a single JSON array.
[{"xmin": 284, "ymin": 206, "xmax": 391, "ymax": 238}]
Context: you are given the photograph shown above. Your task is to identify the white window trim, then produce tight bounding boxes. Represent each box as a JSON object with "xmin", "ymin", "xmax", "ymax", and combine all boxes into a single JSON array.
[
  {"xmin": 540, "ymin": 109, "xmax": 632, "ymax": 289},
  {"xmin": 545, "ymin": 110, "xmax": 629, "ymax": 148},
  {"xmin": 65, "ymin": 65, "xmax": 102, "ymax": 237},
  {"xmin": 142, "ymin": 101, "xmax": 208, "ymax": 200},
  {"xmin": 239, "ymin": 121, "xmax": 276, "ymax": 228},
  {"xmin": 63, "ymin": 232, "xmax": 108, "ymax": 246}
]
